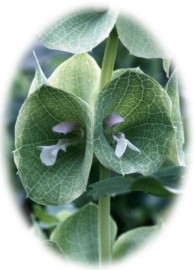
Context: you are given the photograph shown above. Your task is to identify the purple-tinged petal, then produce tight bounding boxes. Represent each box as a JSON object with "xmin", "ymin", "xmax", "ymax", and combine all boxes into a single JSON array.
[
  {"xmin": 104, "ymin": 113, "xmax": 124, "ymax": 128},
  {"xmin": 52, "ymin": 121, "xmax": 80, "ymax": 134}
]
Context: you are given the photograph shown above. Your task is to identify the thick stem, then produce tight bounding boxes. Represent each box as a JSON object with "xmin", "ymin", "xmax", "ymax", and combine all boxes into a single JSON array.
[{"xmin": 98, "ymin": 28, "xmax": 118, "ymax": 265}]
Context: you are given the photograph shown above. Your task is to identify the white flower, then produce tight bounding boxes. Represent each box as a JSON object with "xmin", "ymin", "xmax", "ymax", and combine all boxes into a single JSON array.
[
  {"xmin": 37, "ymin": 139, "xmax": 75, "ymax": 166},
  {"xmin": 113, "ymin": 132, "xmax": 141, "ymax": 158},
  {"xmin": 104, "ymin": 113, "xmax": 141, "ymax": 159},
  {"xmin": 37, "ymin": 120, "xmax": 83, "ymax": 166}
]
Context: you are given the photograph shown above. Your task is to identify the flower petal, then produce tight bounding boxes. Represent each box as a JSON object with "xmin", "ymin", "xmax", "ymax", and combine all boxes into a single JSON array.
[
  {"xmin": 38, "ymin": 145, "xmax": 60, "ymax": 166},
  {"xmin": 104, "ymin": 113, "xmax": 124, "ymax": 128},
  {"xmin": 37, "ymin": 138, "xmax": 81, "ymax": 166},
  {"xmin": 115, "ymin": 138, "xmax": 128, "ymax": 158},
  {"xmin": 127, "ymin": 140, "xmax": 141, "ymax": 153},
  {"xmin": 52, "ymin": 121, "xmax": 80, "ymax": 134},
  {"xmin": 113, "ymin": 132, "xmax": 141, "ymax": 158}
]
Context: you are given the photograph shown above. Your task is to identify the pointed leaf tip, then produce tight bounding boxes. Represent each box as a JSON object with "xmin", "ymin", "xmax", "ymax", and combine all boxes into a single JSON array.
[{"xmin": 28, "ymin": 51, "xmax": 48, "ymax": 96}]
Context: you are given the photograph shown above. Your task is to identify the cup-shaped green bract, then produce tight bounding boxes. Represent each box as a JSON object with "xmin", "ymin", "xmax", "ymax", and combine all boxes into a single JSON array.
[
  {"xmin": 14, "ymin": 85, "xmax": 93, "ymax": 205},
  {"xmin": 48, "ymin": 54, "xmax": 100, "ymax": 107},
  {"xmin": 94, "ymin": 70, "xmax": 178, "ymax": 176}
]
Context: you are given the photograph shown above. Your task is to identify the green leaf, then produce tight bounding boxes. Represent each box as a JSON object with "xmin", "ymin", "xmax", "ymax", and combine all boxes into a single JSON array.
[
  {"xmin": 130, "ymin": 176, "xmax": 177, "ymax": 196},
  {"xmin": 88, "ymin": 174, "xmax": 178, "ymax": 200},
  {"xmin": 112, "ymin": 225, "xmax": 159, "ymax": 260},
  {"xmin": 163, "ymin": 58, "xmax": 171, "ymax": 78},
  {"xmin": 88, "ymin": 177, "xmax": 132, "ymax": 199},
  {"xmin": 39, "ymin": 9, "xmax": 118, "ymax": 54},
  {"xmin": 165, "ymin": 69, "xmax": 185, "ymax": 165},
  {"xmin": 50, "ymin": 203, "xmax": 117, "ymax": 263},
  {"xmin": 116, "ymin": 14, "xmax": 169, "ymax": 59},
  {"xmin": 28, "ymin": 51, "xmax": 48, "ymax": 96},
  {"xmin": 48, "ymin": 54, "xmax": 100, "ymax": 106},
  {"xmin": 94, "ymin": 70, "xmax": 176, "ymax": 175},
  {"xmin": 14, "ymin": 85, "xmax": 93, "ymax": 205},
  {"xmin": 153, "ymin": 166, "xmax": 184, "ymax": 188}
]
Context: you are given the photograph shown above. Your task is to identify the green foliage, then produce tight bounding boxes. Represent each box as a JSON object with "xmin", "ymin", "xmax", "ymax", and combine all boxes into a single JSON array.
[
  {"xmin": 94, "ymin": 70, "xmax": 177, "ymax": 175},
  {"xmin": 112, "ymin": 225, "xmax": 159, "ymax": 259},
  {"xmin": 165, "ymin": 69, "xmax": 185, "ymax": 165},
  {"xmin": 39, "ymin": 9, "xmax": 118, "ymax": 54},
  {"xmin": 48, "ymin": 54, "xmax": 100, "ymax": 106},
  {"xmin": 14, "ymin": 86, "xmax": 93, "ymax": 205},
  {"xmin": 50, "ymin": 203, "xmax": 117, "ymax": 263},
  {"xmin": 88, "ymin": 171, "xmax": 181, "ymax": 200},
  {"xmin": 12, "ymin": 8, "xmax": 185, "ymax": 264},
  {"xmin": 116, "ymin": 14, "xmax": 169, "ymax": 59},
  {"xmin": 28, "ymin": 52, "xmax": 48, "ymax": 96}
]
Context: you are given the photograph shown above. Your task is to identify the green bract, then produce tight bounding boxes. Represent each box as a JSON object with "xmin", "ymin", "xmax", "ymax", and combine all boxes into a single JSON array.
[
  {"xmin": 112, "ymin": 225, "xmax": 158, "ymax": 259},
  {"xmin": 50, "ymin": 204, "xmax": 117, "ymax": 263},
  {"xmin": 48, "ymin": 54, "xmax": 100, "ymax": 106},
  {"xmin": 165, "ymin": 69, "xmax": 185, "ymax": 165},
  {"xmin": 116, "ymin": 14, "xmax": 169, "ymax": 59},
  {"xmin": 14, "ymin": 86, "xmax": 93, "ymax": 205},
  {"xmin": 40, "ymin": 9, "xmax": 118, "ymax": 54},
  {"xmin": 13, "ymin": 8, "xmax": 185, "ymax": 264},
  {"xmin": 14, "ymin": 61, "xmax": 179, "ymax": 204},
  {"xmin": 94, "ymin": 70, "xmax": 177, "ymax": 175}
]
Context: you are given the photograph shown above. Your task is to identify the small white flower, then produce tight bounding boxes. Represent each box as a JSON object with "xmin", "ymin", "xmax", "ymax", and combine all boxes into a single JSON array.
[
  {"xmin": 113, "ymin": 132, "xmax": 141, "ymax": 158},
  {"xmin": 37, "ymin": 139, "xmax": 70, "ymax": 166},
  {"xmin": 37, "ymin": 120, "xmax": 83, "ymax": 166}
]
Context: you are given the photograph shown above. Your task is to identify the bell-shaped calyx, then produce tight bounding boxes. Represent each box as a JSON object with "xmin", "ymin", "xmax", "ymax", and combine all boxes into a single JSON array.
[
  {"xmin": 14, "ymin": 85, "xmax": 93, "ymax": 205},
  {"xmin": 94, "ymin": 70, "xmax": 178, "ymax": 176}
]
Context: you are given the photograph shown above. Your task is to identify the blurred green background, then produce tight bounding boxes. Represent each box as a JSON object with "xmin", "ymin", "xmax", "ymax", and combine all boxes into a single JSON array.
[{"xmin": 6, "ymin": 36, "xmax": 181, "ymax": 238}]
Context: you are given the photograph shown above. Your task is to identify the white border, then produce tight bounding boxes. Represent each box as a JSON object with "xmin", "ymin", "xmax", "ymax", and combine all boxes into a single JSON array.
[{"xmin": 1, "ymin": 1, "xmax": 194, "ymax": 269}]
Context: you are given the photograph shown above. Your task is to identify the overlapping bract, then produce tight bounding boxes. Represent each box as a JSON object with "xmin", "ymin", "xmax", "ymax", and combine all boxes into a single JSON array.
[
  {"xmin": 14, "ymin": 52, "xmax": 180, "ymax": 205},
  {"xmin": 14, "ymin": 10, "xmax": 181, "ymax": 207},
  {"xmin": 39, "ymin": 9, "xmax": 168, "ymax": 59}
]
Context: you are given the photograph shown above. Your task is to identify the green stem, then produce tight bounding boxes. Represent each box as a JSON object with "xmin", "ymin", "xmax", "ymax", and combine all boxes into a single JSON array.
[
  {"xmin": 99, "ymin": 28, "xmax": 119, "ymax": 90},
  {"xmin": 98, "ymin": 166, "xmax": 111, "ymax": 264},
  {"xmin": 98, "ymin": 28, "xmax": 118, "ymax": 265}
]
